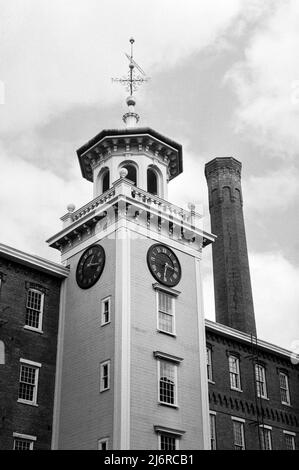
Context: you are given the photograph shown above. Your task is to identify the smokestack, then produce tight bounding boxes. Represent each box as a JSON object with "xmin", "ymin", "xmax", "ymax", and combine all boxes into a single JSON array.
[{"xmin": 205, "ymin": 157, "xmax": 257, "ymax": 336}]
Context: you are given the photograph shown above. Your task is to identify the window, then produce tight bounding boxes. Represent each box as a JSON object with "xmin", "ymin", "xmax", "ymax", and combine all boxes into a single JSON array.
[
  {"xmin": 98, "ymin": 438, "xmax": 109, "ymax": 450},
  {"xmin": 159, "ymin": 434, "xmax": 177, "ymax": 450},
  {"xmin": 101, "ymin": 297, "xmax": 111, "ymax": 326},
  {"xmin": 18, "ymin": 359, "xmax": 41, "ymax": 405},
  {"xmin": 210, "ymin": 413, "xmax": 217, "ymax": 450},
  {"xmin": 0, "ymin": 341, "xmax": 5, "ymax": 365},
  {"xmin": 158, "ymin": 360, "xmax": 177, "ymax": 406},
  {"xmin": 279, "ymin": 372, "xmax": 291, "ymax": 405},
  {"xmin": 157, "ymin": 291, "xmax": 175, "ymax": 335},
  {"xmin": 13, "ymin": 433, "xmax": 36, "ymax": 450},
  {"xmin": 229, "ymin": 355, "xmax": 241, "ymax": 391},
  {"xmin": 102, "ymin": 169, "xmax": 110, "ymax": 193},
  {"xmin": 25, "ymin": 289, "xmax": 44, "ymax": 331},
  {"xmin": 100, "ymin": 360, "xmax": 110, "ymax": 392},
  {"xmin": 207, "ymin": 347, "xmax": 213, "ymax": 382},
  {"xmin": 260, "ymin": 426, "xmax": 272, "ymax": 450},
  {"xmin": 147, "ymin": 168, "xmax": 158, "ymax": 195},
  {"xmin": 255, "ymin": 364, "xmax": 267, "ymax": 399},
  {"xmin": 284, "ymin": 431, "xmax": 296, "ymax": 450},
  {"xmin": 121, "ymin": 164, "xmax": 137, "ymax": 185},
  {"xmin": 232, "ymin": 419, "xmax": 245, "ymax": 450}
]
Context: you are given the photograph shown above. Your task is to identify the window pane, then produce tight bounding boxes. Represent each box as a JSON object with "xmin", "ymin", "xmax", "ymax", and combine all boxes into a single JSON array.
[
  {"xmin": 160, "ymin": 434, "xmax": 176, "ymax": 450},
  {"xmin": 285, "ymin": 434, "xmax": 295, "ymax": 450},
  {"xmin": 26, "ymin": 290, "xmax": 42, "ymax": 329},
  {"xmin": 158, "ymin": 292, "xmax": 174, "ymax": 333},
  {"xmin": 14, "ymin": 439, "xmax": 33, "ymax": 450},
  {"xmin": 210, "ymin": 414, "xmax": 216, "ymax": 450},
  {"xmin": 233, "ymin": 421, "xmax": 245, "ymax": 450},
  {"xmin": 19, "ymin": 365, "xmax": 36, "ymax": 402},
  {"xmin": 260, "ymin": 429, "xmax": 272, "ymax": 450},
  {"xmin": 159, "ymin": 361, "xmax": 175, "ymax": 404}
]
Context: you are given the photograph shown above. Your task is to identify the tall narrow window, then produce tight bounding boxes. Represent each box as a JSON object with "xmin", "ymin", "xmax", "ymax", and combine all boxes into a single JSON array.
[
  {"xmin": 232, "ymin": 419, "xmax": 245, "ymax": 450},
  {"xmin": 210, "ymin": 413, "xmax": 217, "ymax": 450},
  {"xmin": 158, "ymin": 360, "xmax": 177, "ymax": 406},
  {"xmin": 207, "ymin": 347, "xmax": 213, "ymax": 382},
  {"xmin": 25, "ymin": 289, "xmax": 44, "ymax": 331},
  {"xmin": 13, "ymin": 433, "xmax": 36, "ymax": 450},
  {"xmin": 157, "ymin": 291, "xmax": 175, "ymax": 335},
  {"xmin": 101, "ymin": 297, "xmax": 111, "ymax": 326},
  {"xmin": 284, "ymin": 432, "xmax": 296, "ymax": 450},
  {"xmin": 0, "ymin": 341, "xmax": 5, "ymax": 365},
  {"xmin": 100, "ymin": 360, "xmax": 110, "ymax": 392},
  {"xmin": 122, "ymin": 164, "xmax": 137, "ymax": 185},
  {"xmin": 102, "ymin": 170, "xmax": 110, "ymax": 193},
  {"xmin": 147, "ymin": 168, "xmax": 158, "ymax": 195},
  {"xmin": 279, "ymin": 372, "xmax": 291, "ymax": 405},
  {"xmin": 229, "ymin": 355, "xmax": 241, "ymax": 391},
  {"xmin": 255, "ymin": 364, "xmax": 267, "ymax": 399},
  {"xmin": 260, "ymin": 426, "xmax": 272, "ymax": 450},
  {"xmin": 18, "ymin": 359, "xmax": 41, "ymax": 405}
]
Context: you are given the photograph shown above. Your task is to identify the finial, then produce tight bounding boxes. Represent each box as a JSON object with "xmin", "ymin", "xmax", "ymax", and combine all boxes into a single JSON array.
[
  {"xmin": 112, "ymin": 38, "xmax": 149, "ymax": 128},
  {"xmin": 67, "ymin": 203, "xmax": 76, "ymax": 213}
]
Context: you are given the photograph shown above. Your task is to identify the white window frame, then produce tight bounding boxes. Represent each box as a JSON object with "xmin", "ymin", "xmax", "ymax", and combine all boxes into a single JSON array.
[
  {"xmin": 229, "ymin": 355, "xmax": 242, "ymax": 391},
  {"xmin": 207, "ymin": 347, "xmax": 213, "ymax": 382},
  {"xmin": 101, "ymin": 296, "xmax": 111, "ymax": 326},
  {"xmin": 24, "ymin": 288, "xmax": 44, "ymax": 333},
  {"xmin": 100, "ymin": 360, "xmax": 110, "ymax": 392},
  {"xmin": 259, "ymin": 425, "xmax": 272, "ymax": 450},
  {"xmin": 13, "ymin": 432, "xmax": 36, "ymax": 450},
  {"xmin": 98, "ymin": 438, "xmax": 109, "ymax": 450},
  {"xmin": 17, "ymin": 359, "xmax": 41, "ymax": 406},
  {"xmin": 232, "ymin": 417, "xmax": 245, "ymax": 450},
  {"xmin": 156, "ymin": 290, "xmax": 176, "ymax": 336},
  {"xmin": 154, "ymin": 426, "xmax": 185, "ymax": 451},
  {"xmin": 210, "ymin": 412, "xmax": 217, "ymax": 450},
  {"xmin": 279, "ymin": 372, "xmax": 291, "ymax": 405},
  {"xmin": 283, "ymin": 431, "xmax": 296, "ymax": 450},
  {"xmin": 158, "ymin": 433, "xmax": 179, "ymax": 451},
  {"xmin": 255, "ymin": 364, "xmax": 268, "ymax": 399},
  {"xmin": 157, "ymin": 359, "xmax": 178, "ymax": 407}
]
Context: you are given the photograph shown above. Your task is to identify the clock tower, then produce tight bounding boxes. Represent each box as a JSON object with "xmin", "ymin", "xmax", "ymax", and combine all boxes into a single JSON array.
[{"xmin": 47, "ymin": 40, "xmax": 215, "ymax": 450}]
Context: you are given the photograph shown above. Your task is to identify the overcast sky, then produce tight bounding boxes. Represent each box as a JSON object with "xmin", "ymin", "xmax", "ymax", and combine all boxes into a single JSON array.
[{"xmin": 0, "ymin": 0, "xmax": 298, "ymax": 352}]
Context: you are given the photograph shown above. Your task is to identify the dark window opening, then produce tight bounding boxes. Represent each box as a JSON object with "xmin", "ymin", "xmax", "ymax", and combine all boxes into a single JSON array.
[
  {"xmin": 102, "ymin": 170, "xmax": 110, "ymax": 193},
  {"xmin": 147, "ymin": 168, "xmax": 158, "ymax": 195},
  {"xmin": 122, "ymin": 164, "xmax": 137, "ymax": 185}
]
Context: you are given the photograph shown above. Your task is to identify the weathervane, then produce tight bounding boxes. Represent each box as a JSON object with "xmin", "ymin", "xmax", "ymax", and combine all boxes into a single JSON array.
[{"xmin": 112, "ymin": 38, "xmax": 149, "ymax": 127}]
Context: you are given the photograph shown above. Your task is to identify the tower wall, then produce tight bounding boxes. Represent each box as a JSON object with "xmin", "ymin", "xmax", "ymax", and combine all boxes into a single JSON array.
[{"xmin": 205, "ymin": 157, "xmax": 256, "ymax": 336}]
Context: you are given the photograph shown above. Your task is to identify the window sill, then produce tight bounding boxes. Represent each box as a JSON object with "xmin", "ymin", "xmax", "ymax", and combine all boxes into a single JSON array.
[
  {"xmin": 208, "ymin": 379, "xmax": 215, "ymax": 385},
  {"xmin": 257, "ymin": 396, "xmax": 269, "ymax": 400},
  {"xmin": 157, "ymin": 329, "xmax": 176, "ymax": 338},
  {"xmin": 101, "ymin": 321, "xmax": 111, "ymax": 327},
  {"xmin": 281, "ymin": 402, "xmax": 291, "ymax": 407},
  {"xmin": 158, "ymin": 402, "xmax": 179, "ymax": 409},
  {"xmin": 17, "ymin": 399, "xmax": 38, "ymax": 407},
  {"xmin": 100, "ymin": 388, "xmax": 110, "ymax": 393},
  {"xmin": 23, "ymin": 326, "xmax": 43, "ymax": 334},
  {"xmin": 230, "ymin": 387, "xmax": 243, "ymax": 393}
]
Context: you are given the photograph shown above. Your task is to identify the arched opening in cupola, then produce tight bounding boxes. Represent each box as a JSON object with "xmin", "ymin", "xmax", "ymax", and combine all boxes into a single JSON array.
[
  {"xmin": 121, "ymin": 163, "xmax": 137, "ymax": 186},
  {"xmin": 102, "ymin": 168, "xmax": 110, "ymax": 193},
  {"xmin": 147, "ymin": 168, "xmax": 158, "ymax": 196}
]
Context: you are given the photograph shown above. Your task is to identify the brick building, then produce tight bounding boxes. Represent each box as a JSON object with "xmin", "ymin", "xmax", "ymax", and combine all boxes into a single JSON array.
[{"xmin": 0, "ymin": 243, "xmax": 68, "ymax": 450}]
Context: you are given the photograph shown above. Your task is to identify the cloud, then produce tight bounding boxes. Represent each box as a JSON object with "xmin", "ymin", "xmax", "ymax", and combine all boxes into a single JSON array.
[
  {"xmin": 225, "ymin": 0, "xmax": 299, "ymax": 156},
  {"xmin": 0, "ymin": 0, "xmax": 245, "ymax": 133},
  {"xmin": 0, "ymin": 145, "xmax": 91, "ymax": 261},
  {"xmin": 250, "ymin": 251, "xmax": 299, "ymax": 349},
  {"xmin": 243, "ymin": 166, "xmax": 299, "ymax": 212}
]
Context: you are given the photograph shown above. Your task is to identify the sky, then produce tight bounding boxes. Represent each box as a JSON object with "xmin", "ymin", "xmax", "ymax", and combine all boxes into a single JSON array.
[{"xmin": 0, "ymin": 0, "xmax": 298, "ymax": 352}]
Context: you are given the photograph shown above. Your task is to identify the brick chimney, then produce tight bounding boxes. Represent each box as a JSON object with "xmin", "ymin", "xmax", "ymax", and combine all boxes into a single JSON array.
[{"xmin": 205, "ymin": 157, "xmax": 257, "ymax": 336}]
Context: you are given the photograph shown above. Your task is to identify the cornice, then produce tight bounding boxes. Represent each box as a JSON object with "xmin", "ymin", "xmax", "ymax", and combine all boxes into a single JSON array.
[{"xmin": 0, "ymin": 243, "xmax": 69, "ymax": 279}]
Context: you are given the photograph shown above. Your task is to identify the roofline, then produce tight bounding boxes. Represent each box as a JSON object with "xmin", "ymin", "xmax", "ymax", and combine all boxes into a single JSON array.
[
  {"xmin": 205, "ymin": 319, "xmax": 296, "ymax": 361},
  {"xmin": 0, "ymin": 243, "xmax": 69, "ymax": 279}
]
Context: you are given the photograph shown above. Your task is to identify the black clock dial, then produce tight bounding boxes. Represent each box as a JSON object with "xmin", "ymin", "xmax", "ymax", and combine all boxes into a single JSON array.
[
  {"xmin": 147, "ymin": 244, "xmax": 181, "ymax": 287},
  {"xmin": 76, "ymin": 244, "xmax": 105, "ymax": 289}
]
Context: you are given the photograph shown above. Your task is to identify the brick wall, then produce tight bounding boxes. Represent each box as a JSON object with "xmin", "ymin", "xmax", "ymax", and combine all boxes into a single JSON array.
[
  {"xmin": 206, "ymin": 327, "xmax": 299, "ymax": 450},
  {"xmin": 0, "ymin": 256, "xmax": 62, "ymax": 450}
]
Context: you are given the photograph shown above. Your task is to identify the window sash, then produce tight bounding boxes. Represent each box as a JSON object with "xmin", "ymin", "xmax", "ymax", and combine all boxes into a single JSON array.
[
  {"xmin": 98, "ymin": 438, "xmax": 109, "ymax": 450},
  {"xmin": 207, "ymin": 348, "xmax": 213, "ymax": 381},
  {"xmin": 233, "ymin": 421, "xmax": 245, "ymax": 450},
  {"xmin": 157, "ymin": 292, "xmax": 175, "ymax": 334},
  {"xmin": 13, "ymin": 438, "xmax": 34, "ymax": 450},
  {"xmin": 285, "ymin": 434, "xmax": 295, "ymax": 450},
  {"xmin": 100, "ymin": 361, "xmax": 110, "ymax": 391},
  {"xmin": 158, "ymin": 360, "xmax": 177, "ymax": 406},
  {"xmin": 279, "ymin": 373, "xmax": 290, "ymax": 404},
  {"xmin": 210, "ymin": 414, "xmax": 216, "ymax": 450},
  {"xmin": 25, "ymin": 289, "xmax": 44, "ymax": 330},
  {"xmin": 159, "ymin": 434, "xmax": 177, "ymax": 451},
  {"xmin": 260, "ymin": 428, "xmax": 272, "ymax": 450},
  {"xmin": 18, "ymin": 364, "xmax": 38, "ymax": 404},
  {"xmin": 101, "ymin": 297, "xmax": 111, "ymax": 325},
  {"xmin": 229, "ymin": 356, "xmax": 241, "ymax": 390},
  {"xmin": 255, "ymin": 365, "xmax": 267, "ymax": 398}
]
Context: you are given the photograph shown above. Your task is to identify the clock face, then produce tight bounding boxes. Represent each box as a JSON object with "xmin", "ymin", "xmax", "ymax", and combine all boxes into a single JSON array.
[
  {"xmin": 76, "ymin": 244, "xmax": 105, "ymax": 289},
  {"xmin": 147, "ymin": 244, "xmax": 181, "ymax": 287}
]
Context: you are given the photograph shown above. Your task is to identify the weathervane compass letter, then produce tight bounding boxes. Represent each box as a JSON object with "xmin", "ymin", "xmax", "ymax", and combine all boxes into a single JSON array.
[{"xmin": 112, "ymin": 38, "xmax": 149, "ymax": 128}]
